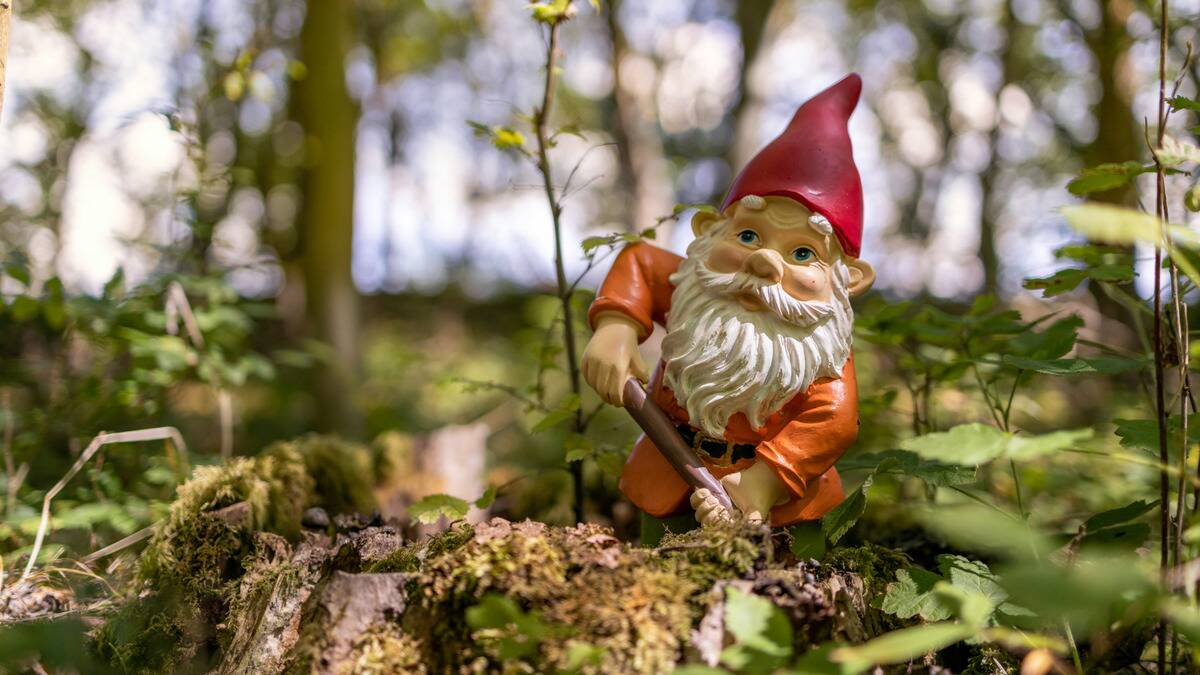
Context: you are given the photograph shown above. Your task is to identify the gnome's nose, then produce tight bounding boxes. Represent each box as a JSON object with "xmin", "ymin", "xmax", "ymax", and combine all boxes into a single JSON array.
[{"xmin": 744, "ymin": 250, "xmax": 784, "ymax": 283}]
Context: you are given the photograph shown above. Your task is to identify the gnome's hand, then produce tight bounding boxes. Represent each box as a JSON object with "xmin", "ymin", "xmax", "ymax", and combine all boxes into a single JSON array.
[
  {"xmin": 719, "ymin": 462, "xmax": 788, "ymax": 525},
  {"xmin": 690, "ymin": 488, "xmax": 733, "ymax": 526},
  {"xmin": 582, "ymin": 312, "xmax": 649, "ymax": 406}
]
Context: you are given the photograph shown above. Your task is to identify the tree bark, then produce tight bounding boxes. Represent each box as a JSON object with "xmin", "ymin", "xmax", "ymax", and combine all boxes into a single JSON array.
[
  {"xmin": 604, "ymin": 0, "xmax": 673, "ymax": 235},
  {"xmin": 1081, "ymin": 0, "xmax": 1140, "ymax": 344},
  {"xmin": 293, "ymin": 0, "xmax": 361, "ymax": 435}
]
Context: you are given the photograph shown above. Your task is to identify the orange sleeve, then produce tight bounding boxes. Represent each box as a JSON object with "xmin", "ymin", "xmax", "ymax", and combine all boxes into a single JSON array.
[
  {"xmin": 755, "ymin": 357, "xmax": 859, "ymax": 499},
  {"xmin": 587, "ymin": 242, "xmax": 683, "ymax": 342}
]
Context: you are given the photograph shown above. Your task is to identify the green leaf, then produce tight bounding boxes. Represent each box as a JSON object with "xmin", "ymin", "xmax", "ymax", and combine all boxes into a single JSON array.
[
  {"xmin": 408, "ymin": 493, "xmax": 470, "ymax": 524},
  {"xmin": 900, "ymin": 424, "xmax": 1008, "ymax": 466},
  {"xmin": 720, "ymin": 587, "xmax": 793, "ymax": 673},
  {"xmin": 882, "ymin": 566, "xmax": 952, "ymax": 621},
  {"xmin": 1022, "ymin": 268, "xmax": 1089, "ymax": 297},
  {"xmin": 530, "ymin": 0, "xmax": 574, "ymax": 23},
  {"xmin": 1155, "ymin": 136, "xmax": 1200, "ymax": 167},
  {"xmin": 561, "ymin": 641, "xmax": 605, "ymax": 671},
  {"xmin": 1000, "ymin": 355, "xmax": 1144, "ymax": 375},
  {"xmin": 531, "ymin": 394, "xmax": 580, "ymax": 433},
  {"xmin": 830, "ymin": 623, "xmax": 976, "ymax": 666},
  {"xmin": 1187, "ymin": 185, "xmax": 1200, "ymax": 212},
  {"xmin": 1061, "ymin": 203, "xmax": 1200, "ymax": 249},
  {"xmin": 822, "ymin": 474, "xmax": 872, "ymax": 544},
  {"xmin": 901, "ymin": 424, "xmax": 1093, "ymax": 466},
  {"xmin": 465, "ymin": 594, "xmax": 551, "ymax": 659},
  {"xmin": 564, "ymin": 433, "xmax": 593, "ymax": 463},
  {"xmin": 1169, "ymin": 95, "xmax": 1200, "ymax": 113},
  {"xmin": 1083, "ymin": 499, "xmax": 1158, "ymax": 531},
  {"xmin": 1066, "ymin": 161, "xmax": 1154, "ymax": 196},
  {"xmin": 474, "ymin": 486, "xmax": 497, "ymax": 509}
]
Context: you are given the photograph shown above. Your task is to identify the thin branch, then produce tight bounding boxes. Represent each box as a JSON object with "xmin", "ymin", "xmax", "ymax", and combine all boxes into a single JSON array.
[{"xmin": 1152, "ymin": 3, "xmax": 1171, "ymax": 671}]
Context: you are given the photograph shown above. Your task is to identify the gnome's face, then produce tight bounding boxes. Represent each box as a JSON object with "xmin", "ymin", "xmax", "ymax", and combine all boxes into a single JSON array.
[
  {"xmin": 660, "ymin": 195, "xmax": 874, "ymax": 437},
  {"xmin": 700, "ymin": 195, "xmax": 874, "ymax": 311}
]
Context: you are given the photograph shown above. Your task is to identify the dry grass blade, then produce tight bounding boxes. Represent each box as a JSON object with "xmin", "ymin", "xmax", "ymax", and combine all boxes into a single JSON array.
[{"xmin": 18, "ymin": 427, "xmax": 189, "ymax": 584}]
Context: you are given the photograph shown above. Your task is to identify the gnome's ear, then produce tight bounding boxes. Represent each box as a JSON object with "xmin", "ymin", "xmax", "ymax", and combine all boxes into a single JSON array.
[
  {"xmin": 844, "ymin": 258, "xmax": 876, "ymax": 297},
  {"xmin": 691, "ymin": 209, "xmax": 724, "ymax": 237}
]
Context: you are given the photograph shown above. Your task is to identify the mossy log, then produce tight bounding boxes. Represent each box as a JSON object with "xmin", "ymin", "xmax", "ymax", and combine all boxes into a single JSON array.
[{"xmin": 89, "ymin": 437, "xmax": 908, "ymax": 673}]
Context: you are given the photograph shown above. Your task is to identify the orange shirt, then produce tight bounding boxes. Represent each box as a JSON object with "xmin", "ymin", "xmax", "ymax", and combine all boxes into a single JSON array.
[{"xmin": 588, "ymin": 242, "xmax": 859, "ymax": 525}]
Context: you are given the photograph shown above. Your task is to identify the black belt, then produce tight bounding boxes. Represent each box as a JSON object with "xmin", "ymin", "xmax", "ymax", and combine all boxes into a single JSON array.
[{"xmin": 676, "ymin": 424, "xmax": 757, "ymax": 467}]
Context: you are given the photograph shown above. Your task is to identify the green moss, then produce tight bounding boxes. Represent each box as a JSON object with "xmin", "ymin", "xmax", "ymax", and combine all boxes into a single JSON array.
[
  {"xmin": 657, "ymin": 518, "xmax": 769, "ymax": 594},
  {"xmin": 96, "ymin": 441, "xmax": 322, "ymax": 673},
  {"xmin": 366, "ymin": 522, "xmax": 474, "ymax": 574},
  {"xmin": 340, "ymin": 623, "xmax": 426, "ymax": 675},
  {"xmin": 823, "ymin": 542, "xmax": 911, "ymax": 595},
  {"xmin": 266, "ymin": 435, "xmax": 377, "ymax": 516}
]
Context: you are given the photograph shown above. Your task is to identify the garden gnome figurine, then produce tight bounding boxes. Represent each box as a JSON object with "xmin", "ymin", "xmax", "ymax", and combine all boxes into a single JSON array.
[{"xmin": 582, "ymin": 74, "xmax": 875, "ymax": 534}]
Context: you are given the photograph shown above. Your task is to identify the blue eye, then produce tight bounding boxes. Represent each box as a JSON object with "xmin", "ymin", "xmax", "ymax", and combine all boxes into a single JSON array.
[
  {"xmin": 791, "ymin": 247, "xmax": 814, "ymax": 263},
  {"xmin": 737, "ymin": 230, "xmax": 759, "ymax": 245}
]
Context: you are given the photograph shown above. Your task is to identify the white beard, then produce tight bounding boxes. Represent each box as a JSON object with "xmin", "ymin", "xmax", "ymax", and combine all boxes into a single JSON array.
[{"xmin": 661, "ymin": 227, "xmax": 855, "ymax": 438}]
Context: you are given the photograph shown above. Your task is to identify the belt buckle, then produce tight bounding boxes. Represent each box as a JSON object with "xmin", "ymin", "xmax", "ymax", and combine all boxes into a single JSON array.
[{"xmin": 693, "ymin": 431, "xmax": 735, "ymax": 468}]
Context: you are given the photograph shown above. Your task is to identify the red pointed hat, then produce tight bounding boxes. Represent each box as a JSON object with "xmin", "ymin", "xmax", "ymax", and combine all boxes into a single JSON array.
[{"xmin": 720, "ymin": 73, "xmax": 864, "ymax": 257}]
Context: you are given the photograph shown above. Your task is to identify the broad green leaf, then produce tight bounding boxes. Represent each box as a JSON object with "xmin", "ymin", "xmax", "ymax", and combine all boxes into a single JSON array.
[
  {"xmin": 836, "ymin": 449, "xmax": 975, "ymax": 487},
  {"xmin": 408, "ymin": 493, "xmax": 470, "ymax": 524},
  {"xmin": 902, "ymin": 424, "xmax": 1092, "ymax": 466},
  {"xmin": 1006, "ymin": 428, "xmax": 1094, "ymax": 460},
  {"xmin": 1022, "ymin": 268, "xmax": 1089, "ymax": 297},
  {"xmin": 900, "ymin": 424, "xmax": 1008, "ymax": 466},
  {"xmin": 720, "ymin": 587, "xmax": 793, "ymax": 673},
  {"xmin": 1000, "ymin": 355, "xmax": 1144, "ymax": 375},
  {"xmin": 830, "ymin": 623, "xmax": 976, "ymax": 665},
  {"xmin": 531, "ymin": 394, "xmax": 580, "ymax": 433},
  {"xmin": 881, "ymin": 566, "xmax": 951, "ymax": 621},
  {"xmin": 821, "ymin": 474, "xmax": 872, "ymax": 544},
  {"xmin": 1155, "ymin": 136, "xmax": 1200, "ymax": 167},
  {"xmin": 1060, "ymin": 203, "xmax": 1200, "ymax": 249},
  {"xmin": 1066, "ymin": 161, "xmax": 1154, "ymax": 196},
  {"xmin": 1083, "ymin": 499, "xmax": 1158, "ymax": 531},
  {"xmin": 930, "ymin": 582, "xmax": 994, "ymax": 627}
]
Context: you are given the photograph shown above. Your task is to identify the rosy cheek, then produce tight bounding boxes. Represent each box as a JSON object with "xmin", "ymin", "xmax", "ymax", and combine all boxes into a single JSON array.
[
  {"xmin": 706, "ymin": 242, "xmax": 746, "ymax": 273},
  {"xmin": 782, "ymin": 267, "xmax": 832, "ymax": 302}
]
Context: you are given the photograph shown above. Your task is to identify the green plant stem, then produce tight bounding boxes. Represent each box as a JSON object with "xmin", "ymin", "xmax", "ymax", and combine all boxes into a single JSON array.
[
  {"xmin": 1008, "ymin": 459, "xmax": 1026, "ymax": 520},
  {"xmin": 532, "ymin": 10, "xmax": 586, "ymax": 524}
]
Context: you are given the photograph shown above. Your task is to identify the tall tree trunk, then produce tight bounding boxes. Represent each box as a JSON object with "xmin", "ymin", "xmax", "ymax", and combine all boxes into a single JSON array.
[
  {"xmin": 977, "ymin": 0, "xmax": 1016, "ymax": 296},
  {"xmin": 604, "ymin": 0, "xmax": 672, "ymax": 235},
  {"xmin": 727, "ymin": 0, "xmax": 776, "ymax": 172},
  {"xmin": 1082, "ymin": 0, "xmax": 1140, "ymax": 343},
  {"xmin": 294, "ymin": 0, "xmax": 361, "ymax": 435}
]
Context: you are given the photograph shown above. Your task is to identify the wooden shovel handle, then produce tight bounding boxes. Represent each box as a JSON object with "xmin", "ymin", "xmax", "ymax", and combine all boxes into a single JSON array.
[{"xmin": 622, "ymin": 378, "xmax": 735, "ymax": 513}]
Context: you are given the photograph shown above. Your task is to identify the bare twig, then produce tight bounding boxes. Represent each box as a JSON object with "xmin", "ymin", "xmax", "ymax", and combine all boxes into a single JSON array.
[
  {"xmin": 80, "ymin": 524, "xmax": 156, "ymax": 564},
  {"xmin": 166, "ymin": 281, "xmax": 236, "ymax": 458},
  {"xmin": 165, "ymin": 281, "xmax": 205, "ymax": 349},
  {"xmin": 19, "ymin": 427, "xmax": 189, "ymax": 584}
]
